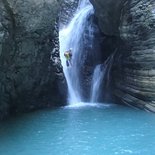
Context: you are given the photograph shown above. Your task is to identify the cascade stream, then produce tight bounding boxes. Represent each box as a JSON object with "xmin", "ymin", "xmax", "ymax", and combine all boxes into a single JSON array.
[
  {"xmin": 59, "ymin": 0, "xmax": 104, "ymax": 105},
  {"xmin": 91, "ymin": 64, "xmax": 105, "ymax": 103}
]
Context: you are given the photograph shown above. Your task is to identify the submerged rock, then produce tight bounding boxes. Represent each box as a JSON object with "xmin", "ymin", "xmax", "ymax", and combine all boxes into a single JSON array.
[
  {"xmin": 91, "ymin": 0, "xmax": 155, "ymax": 112},
  {"xmin": 0, "ymin": 0, "xmax": 67, "ymax": 119}
]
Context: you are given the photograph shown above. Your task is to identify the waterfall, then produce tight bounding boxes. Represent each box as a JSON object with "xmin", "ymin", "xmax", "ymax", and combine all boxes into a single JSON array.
[
  {"xmin": 90, "ymin": 65, "xmax": 105, "ymax": 103},
  {"xmin": 90, "ymin": 52, "xmax": 116, "ymax": 103},
  {"xmin": 59, "ymin": 0, "xmax": 94, "ymax": 104}
]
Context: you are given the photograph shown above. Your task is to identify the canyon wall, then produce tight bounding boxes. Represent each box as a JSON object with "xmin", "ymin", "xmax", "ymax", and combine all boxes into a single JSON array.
[
  {"xmin": 91, "ymin": 0, "xmax": 155, "ymax": 112},
  {"xmin": 0, "ymin": 0, "xmax": 66, "ymax": 119}
]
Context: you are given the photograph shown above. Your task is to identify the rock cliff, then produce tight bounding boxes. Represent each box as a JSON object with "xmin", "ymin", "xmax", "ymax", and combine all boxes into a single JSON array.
[
  {"xmin": 91, "ymin": 0, "xmax": 155, "ymax": 112},
  {"xmin": 0, "ymin": 0, "xmax": 66, "ymax": 119}
]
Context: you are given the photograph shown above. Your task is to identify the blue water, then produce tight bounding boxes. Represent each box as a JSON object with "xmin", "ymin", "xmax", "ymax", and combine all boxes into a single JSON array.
[{"xmin": 0, "ymin": 104, "xmax": 155, "ymax": 155}]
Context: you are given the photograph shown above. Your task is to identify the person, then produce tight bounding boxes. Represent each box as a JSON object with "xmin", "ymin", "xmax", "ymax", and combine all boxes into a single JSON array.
[{"xmin": 64, "ymin": 48, "xmax": 72, "ymax": 67}]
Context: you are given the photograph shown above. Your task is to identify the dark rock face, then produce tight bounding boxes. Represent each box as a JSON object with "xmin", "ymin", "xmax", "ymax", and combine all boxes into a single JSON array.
[
  {"xmin": 0, "ymin": 0, "xmax": 67, "ymax": 119},
  {"xmin": 90, "ymin": 0, "xmax": 126, "ymax": 36},
  {"xmin": 91, "ymin": 0, "xmax": 155, "ymax": 112}
]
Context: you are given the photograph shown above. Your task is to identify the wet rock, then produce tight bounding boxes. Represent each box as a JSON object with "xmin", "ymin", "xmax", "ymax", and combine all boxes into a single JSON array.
[
  {"xmin": 80, "ymin": 14, "xmax": 104, "ymax": 100},
  {"xmin": 90, "ymin": 0, "xmax": 126, "ymax": 36},
  {"xmin": 0, "ymin": 0, "xmax": 67, "ymax": 119},
  {"xmin": 91, "ymin": 0, "xmax": 155, "ymax": 112}
]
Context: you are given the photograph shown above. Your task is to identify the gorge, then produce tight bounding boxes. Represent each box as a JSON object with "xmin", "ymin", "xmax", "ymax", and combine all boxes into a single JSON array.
[
  {"xmin": 0, "ymin": 0, "xmax": 155, "ymax": 154},
  {"xmin": 91, "ymin": 0, "xmax": 155, "ymax": 112},
  {"xmin": 59, "ymin": 0, "xmax": 155, "ymax": 112},
  {"xmin": 0, "ymin": 0, "xmax": 154, "ymax": 118}
]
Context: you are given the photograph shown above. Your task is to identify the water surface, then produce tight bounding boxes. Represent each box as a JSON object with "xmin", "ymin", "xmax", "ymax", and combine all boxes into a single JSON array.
[{"xmin": 0, "ymin": 104, "xmax": 155, "ymax": 155}]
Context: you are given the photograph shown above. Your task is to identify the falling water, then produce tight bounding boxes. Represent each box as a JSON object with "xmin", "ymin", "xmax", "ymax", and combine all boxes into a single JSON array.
[
  {"xmin": 59, "ymin": 0, "xmax": 94, "ymax": 104},
  {"xmin": 90, "ymin": 52, "xmax": 116, "ymax": 103},
  {"xmin": 90, "ymin": 65, "xmax": 105, "ymax": 103}
]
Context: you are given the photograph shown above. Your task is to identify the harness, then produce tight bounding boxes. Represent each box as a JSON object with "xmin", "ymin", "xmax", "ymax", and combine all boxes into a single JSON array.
[{"xmin": 64, "ymin": 53, "xmax": 70, "ymax": 60}]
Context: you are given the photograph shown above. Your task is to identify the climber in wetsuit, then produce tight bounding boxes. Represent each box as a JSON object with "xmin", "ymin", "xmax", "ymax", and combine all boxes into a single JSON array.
[{"xmin": 64, "ymin": 49, "xmax": 72, "ymax": 67}]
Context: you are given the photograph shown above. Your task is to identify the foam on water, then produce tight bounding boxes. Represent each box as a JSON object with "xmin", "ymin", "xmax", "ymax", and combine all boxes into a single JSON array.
[{"xmin": 64, "ymin": 102, "xmax": 113, "ymax": 109}]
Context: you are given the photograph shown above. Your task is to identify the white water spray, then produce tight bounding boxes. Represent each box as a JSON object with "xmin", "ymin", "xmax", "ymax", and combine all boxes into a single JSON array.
[
  {"xmin": 90, "ymin": 52, "xmax": 116, "ymax": 103},
  {"xmin": 59, "ymin": 0, "xmax": 94, "ymax": 104},
  {"xmin": 90, "ymin": 65, "xmax": 105, "ymax": 102}
]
